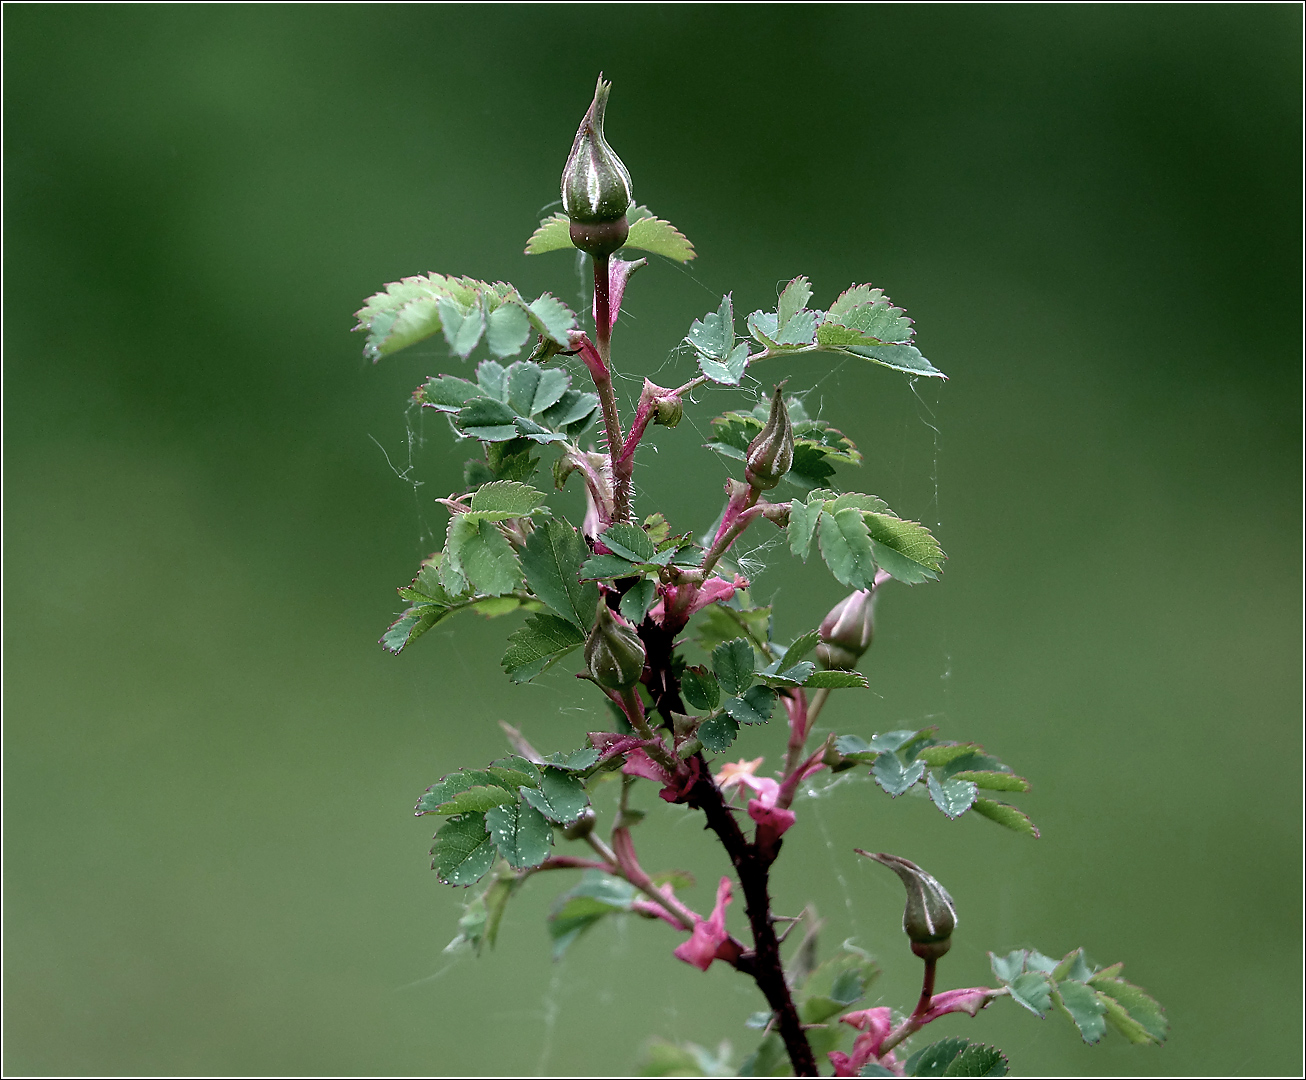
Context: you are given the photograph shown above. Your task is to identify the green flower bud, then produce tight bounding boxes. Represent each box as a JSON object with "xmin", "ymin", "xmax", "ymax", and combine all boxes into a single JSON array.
[
  {"xmin": 861, "ymin": 851, "xmax": 957, "ymax": 960},
  {"xmin": 562, "ymin": 806, "xmax": 596, "ymax": 840},
  {"xmin": 744, "ymin": 387, "xmax": 795, "ymax": 490},
  {"xmin": 654, "ymin": 395, "xmax": 683, "ymax": 428},
  {"xmin": 816, "ymin": 587, "xmax": 877, "ymax": 670},
  {"xmin": 562, "ymin": 75, "xmax": 633, "ymax": 256},
  {"xmin": 584, "ymin": 600, "xmax": 646, "ymax": 691}
]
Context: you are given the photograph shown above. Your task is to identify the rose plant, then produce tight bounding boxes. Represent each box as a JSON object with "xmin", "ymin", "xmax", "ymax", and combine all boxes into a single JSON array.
[{"xmin": 354, "ymin": 77, "xmax": 1168, "ymax": 1076}]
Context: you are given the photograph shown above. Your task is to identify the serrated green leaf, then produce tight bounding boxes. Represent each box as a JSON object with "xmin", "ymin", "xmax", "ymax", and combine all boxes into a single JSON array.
[
  {"xmin": 687, "ymin": 294, "xmax": 734, "ymax": 359},
  {"xmin": 951, "ymin": 771, "xmax": 1030, "ymax": 793},
  {"xmin": 713, "ymin": 638, "xmax": 756, "ymax": 695},
  {"xmin": 525, "ymin": 294, "xmax": 576, "ymax": 346},
  {"xmin": 873, "ymin": 751, "xmax": 925, "ymax": 796},
  {"xmin": 485, "ymin": 801, "xmax": 552, "ymax": 869},
  {"xmin": 468, "ymin": 479, "xmax": 547, "ymax": 518},
  {"xmin": 773, "ymin": 309, "xmax": 816, "ymax": 346},
  {"xmin": 971, "ymin": 799, "xmax": 1040, "ymax": 837},
  {"xmin": 485, "ymin": 302, "xmax": 532, "ymax": 358},
  {"xmin": 697, "ymin": 340, "xmax": 750, "ymax": 385},
  {"xmin": 537, "ymin": 748, "xmax": 600, "ymax": 773},
  {"xmin": 777, "ymin": 276, "xmax": 813, "ymax": 328},
  {"xmin": 828, "ymin": 284, "xmax": 886, "ymax": 317},
  {"xmin": 430, "ymin": 813, "xmax": 496, "ymax": 885},
  {"xmin": 486, "ymin": 762, "xmax": 541, "ymax": 788},
  {"xmin": 916, "ymin": 743, "xmax": 982, "ymax": 767},
  {"xmin": 579, "ymin": 553, "xmax": 642, "ymax": 580},
  {"xmin": 430, "ymin": 784, "xmax": 519, "ymax": 815},
  {"xmin": 476, "ymin": 359, "xmax": 508, "ymax": 400},
  {"xmin": 520, "ymin": 766, "xmax": 589, "ymax": 825},
  {"xmin": 417, "ymin": 374, "xmax": 482, "ymax": 412},
  {"xmin": 804, "ymin": 669, "xmax": 870, "ymax": 689},
  {"xmin": 417, "ymin": 769, "xmax": 514, "ymax": 814},
  {"xmin": 759, "ymin": 660, "xmax": 815, "ymax": 688},
  {"xmin": 438, "ymin": 296, "xmax": 485, "ymax": 358},
  {"xmin": 501, "ymin": 612, "xmax": 586, "ymax": 683},
  {"xmin": 681, "ymin": 667, "xmax": 721, "ymax": 711},
  {"xmin": 601, "ymin": 523, "xmax": 657, "ymax": 562},
  {"xmin": 841, "ymin": 341, "xmax": 945, "ymax": 379},
  {"xmin": 988, "ymin": 950, "xmax": 1027, "ymax": 985},
  {"xmin": 698, "ymin": 712, "xmax": 739, "ymax": 753},
  {"xmin": 456, "ymin": 397, "xmax": 520, "ymax": 442},
  {"xmin": 450, "ymin": 517, "xmax": 521, "ymax": 596},
  {"xmin": 525, "ymin": 213, "xmax": 573, "ymax": 255},
  {"xmin": 521, "ymin": 518, "xmax": 600, "ymax": 629},
  {"xmin": 818, "ymin": 507, "xmax": 878, "ymax": 590},
  {"xmin": 724, "ymin": 685, "xmax": 776, "ymax": 725},
  {"xmin": 625, "ymin": 210, "xmax": 696, "ymax": 262},
  {"xmin": 826, "ymin": 299, "xmax": 914, "ymax": 345},
  {"xmin": 1054, "ymin": 948, "xmax": 1096, "ymax": 983},
  {"xmin": 927, "ymin": 772, "xmax": 977, "ymax": 818},
  {"xmin": 619, "ymin": 578, "xmax": 657, "ymax": 625},
  {"xmin": 540, "ymin": 388, "xmax": 599, "ymax": 430},
  {"xmin": 1008, "ymin": 971, "xmax": 1053, "ymax": 1016},
  {"xmin": 1055, "ymin": 981, "xmax": 1107, "ymax": 1044},
  {"xmin": 827, "ymin": 492, "xmax": 889, "ymax": 514},
  {"xmin": 1089, "ymin": 976, "xmax": 1167, "ymax": 1043},
  {"xmin": 788, "ymin": 499, "xmax": 821, "ymax": 560},
  {"xmin": 904, "ymin": 1038, "xmax": 1009, "ymax": 1077},
  {"xmin": 864, "ymin": 512, "xmax": 944, "ymax": 584},
  {"xmin": 779, "ymin": 630, "xmax": 821, "ymax": 669}
]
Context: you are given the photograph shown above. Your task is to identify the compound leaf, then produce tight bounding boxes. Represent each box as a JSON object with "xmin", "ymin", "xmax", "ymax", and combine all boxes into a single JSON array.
[
  {"xmin": 520, "ymin": 767, "xmax": 589, "ymax": 825},
  {"xmin": 971, "ymin": 798, "xmax": 1040, "ymax": 838},
  {"xmin": 625, "ymin": 210, "xmax": 696, "ymax": 262},
  {"xmin": 818, "ymin": 507, "xmax": 878, "ymax": 590},
  {"xmin": 712, "ymin": 637, "xmax": 756, "ymax": 695},
  {"xmin": 928, "ymin": 772, "xmax": 978, "ymax": 818},
  {"xmin": 873, "ymin": 751, "xmax": 925, "ymax": 797},
  {"xmin": 501, "ymin": 613, "xmax": 586, "ymax": 683}
]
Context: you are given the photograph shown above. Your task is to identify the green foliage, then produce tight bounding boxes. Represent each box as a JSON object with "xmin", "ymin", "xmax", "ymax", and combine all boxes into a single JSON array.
[
  {"xmin": 519, "ymin": 767, "xmax": 590, "ymax": 825},
  {"xmin": 681, "ymin": 666, "xmax": 721, "ymax": 710},
  {"xmin": 712, "ymin": 637, "xmax": 756, "ymax": 695},
  {"xmin": 547, "ymin": 870, "xmax": 638, "ymax": 958},
  {"xmin": 989, "ymin": 948, "xmax": 1167, "ymax": 1046},
  {"xmin": 796, "ymin": 946, "xmax": 880, "ymax": 1024},
  {"xmin": 429, "ymin": 813, "xmax": 497, "ymax": 886},
  {"xmin": 687, "ymin": 294, "xmax": 750, "ymax": 385},
  {"xmin": 785, "ymin": 489, "xmax": 944, "ymax": 586},
  {"xmin": 501, "ymin": 612, "xmax": 587, "ymax": 683},
  {"xmin": 485, "ymin": 801, "xmax": 553, "ymax": 869},
  {"xmin": 723, "ymin": 685, "xmax": 777, "ymax": 725},
  {"xmin": 698, "ymin": 712, "xmax": 740, "ymax": 753},
  {"xmin": 693, "ymin": 596, "xmax": 772, "ymax": 657},
  {"xmin": 639, "ymin": 1039, "xmax": 734, "ymax": 1077},
  {"xmin": 525, "ymin": 205, "xmax": 696, "ymax": 262},
  {"xmin": 521, "ymin": 518, "xmax": 601, "ymax": 629},
  {"xmin": 381, "ymin": 553, "xmax": 532, "ymax": 655},
  {"xmin": 417, "ymin": 359, "xmax": 599, "ymax": 444},
  {"xmin": 355, "ymin": 274, "xmax": 576, "ymax": 362},
  {"xmin": 901, "ymin": 1038, "xmax": 1009, "ymax": 1077},
  {"xmin": 835, "ymin": 732, "xmax": 1038, "ymax": 835}
]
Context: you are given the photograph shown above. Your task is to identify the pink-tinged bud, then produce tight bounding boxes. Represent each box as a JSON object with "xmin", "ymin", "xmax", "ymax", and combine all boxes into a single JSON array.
[
  {"xmin": 859, "ymin": 851, "xmax": 957, "ymax": 960},
  {"xmin": 562, "ymin": 75, "xmax": 633, "ymax": 255},
  {"xmin": 744, "ymin": 387, "xmax": 795, "ymax": 490},
  {"xmin": 585, "ymin": 601, "xmax": 646, "ymax": 690},
  {"xmin": 816, "ymin": 585, "xmax": 879, "ymax": 670},
  {"xmin": 673, "ymin": 876, "xmax": 733, "ymax": 971}
]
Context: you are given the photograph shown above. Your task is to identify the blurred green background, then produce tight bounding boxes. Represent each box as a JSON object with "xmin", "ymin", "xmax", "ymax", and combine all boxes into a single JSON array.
[{"xmin": 4, "ymin": 4, "xmax": 1300, "ymax": 1077}]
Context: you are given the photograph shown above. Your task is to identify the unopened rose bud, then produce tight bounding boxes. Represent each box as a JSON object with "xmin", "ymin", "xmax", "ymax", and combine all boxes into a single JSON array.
[
  {"xmin": 563, "ymin": 806, "xmax": 596, "ymax": 840},
  {"xmin": 585, "ymin": 600, "xmax": 646, "ymax": 691},
  {"xmin": 860, "ymin": 851, "xmax": 957, "ymax": 961},
  {"xmin": 562, "ymin": 75, "xmax": 633, "ymax": 257},
  {"xmin": 744, "ymin": 387, "xmax": 794, "ymax": 490},
  {"xmin": 654, "ymin": 395, "xmax": 683, "ymax": 428},
  {"xmin": 816, "ymin": 587, "xmax": 878, "ymax": 670}
]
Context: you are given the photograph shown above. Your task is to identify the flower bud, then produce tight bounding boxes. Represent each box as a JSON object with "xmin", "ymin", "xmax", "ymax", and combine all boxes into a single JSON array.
[
  {"xmin": 744, "ymin": 387, "xmax": 795, "ymax": 490},
  {"xmin": 562, "ymin": 75, "xmax": 633, "ymax": 256},
  {"xmin": 816, "ymin": 587, "xmax": 878, "ymax": 670},
  {"xmin": 562, "ymin": 806, "xmax": 596, "ymax": 840},
  {"xmin": 585, "ymin": 600, "xmax": 646, "ymax": 690},
  {"xmin": 654, "ymin": 395, "xmax": 683, "ymax": 428},
  {"xmin": 860, "ymin": 852, "xmax": 957, "ymax": 960}
]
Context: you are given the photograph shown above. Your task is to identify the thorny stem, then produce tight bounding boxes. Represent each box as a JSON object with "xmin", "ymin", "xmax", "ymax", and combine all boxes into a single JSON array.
[
  {"xmin": 589, "ymin": 254, "xmax": 633, "ymax": 523},
  {"xmin": 686, "ymin": 758, "xmax": 817, "ymax": 1076}
]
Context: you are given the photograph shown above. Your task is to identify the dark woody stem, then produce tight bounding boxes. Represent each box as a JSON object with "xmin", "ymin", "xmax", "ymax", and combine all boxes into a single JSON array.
[{"xmin": 686, "ymin": 758, "xmax": 818, "ymax": 1077}]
